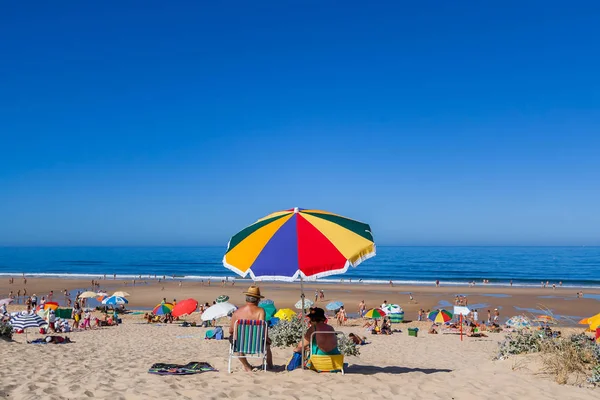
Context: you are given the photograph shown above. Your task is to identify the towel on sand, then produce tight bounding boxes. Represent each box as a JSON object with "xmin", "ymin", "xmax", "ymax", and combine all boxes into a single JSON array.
[{"xmin": 148, "ymin": 362, "xmax": 217, "ymax": 375}]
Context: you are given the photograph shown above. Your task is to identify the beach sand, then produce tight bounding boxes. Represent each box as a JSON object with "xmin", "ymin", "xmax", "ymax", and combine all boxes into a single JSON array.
[{"xmin": 1, "ymin": 278, "xmax": 599, "ymax": 399}]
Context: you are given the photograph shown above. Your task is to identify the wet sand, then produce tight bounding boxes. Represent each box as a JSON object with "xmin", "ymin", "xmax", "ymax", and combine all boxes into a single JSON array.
[{"xmin": 2, "ymin": 278, "xmax": 599, "ymax": 324}]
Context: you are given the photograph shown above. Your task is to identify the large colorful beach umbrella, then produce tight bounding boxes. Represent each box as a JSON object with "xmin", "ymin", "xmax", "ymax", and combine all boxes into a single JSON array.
[
  {"xmin": 364, "ymin": 308, "xmax": 386, "ymax": 319},
  {"xmin": 428, "ymin": 309, "xmax": 453, "ymax": 324},
  {"xmin": 223, "ymin": 208, "xmax": 375, "ymax": 281},
  {"xmin": 274, "ymin": 308, "xmax": 296, "ymax": 321},
  {"xmin": 153, "ymin": 303, "xmax": 174, "ymax": 316},
  {"xmin": 326, "ymin": 301, "xmax": 344, "ymax": 311}
]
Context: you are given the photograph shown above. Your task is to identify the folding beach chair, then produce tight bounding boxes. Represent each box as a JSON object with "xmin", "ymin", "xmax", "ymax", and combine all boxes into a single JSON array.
[
  {"xmin": 307, "ymin": 331, "xmax": 345, "ymax": 374},
  {"xmin": 228, "ymin": 319, "xmax": 268, "ymax": 373}
]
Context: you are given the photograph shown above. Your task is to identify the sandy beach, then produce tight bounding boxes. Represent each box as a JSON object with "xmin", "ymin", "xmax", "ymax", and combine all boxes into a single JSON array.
[
  {"xmin": 1, "ymin": 278, "xmax": 599, "ymax": 399},
  {"xmin": 2, "ymin": 277, "xmax": 599, "ymax": 323}
]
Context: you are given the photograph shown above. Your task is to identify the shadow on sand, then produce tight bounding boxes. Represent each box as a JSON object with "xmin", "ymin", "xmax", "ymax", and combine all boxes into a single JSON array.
[{"xmin": 346, "ymin": 365, "xmax": 452, "ymax": 375}]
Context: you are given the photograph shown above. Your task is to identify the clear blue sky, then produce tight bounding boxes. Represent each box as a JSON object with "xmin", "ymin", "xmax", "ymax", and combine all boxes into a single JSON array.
[{"xmin": 1, "ymin": 2, "xmax": 599, "ymax": 246}]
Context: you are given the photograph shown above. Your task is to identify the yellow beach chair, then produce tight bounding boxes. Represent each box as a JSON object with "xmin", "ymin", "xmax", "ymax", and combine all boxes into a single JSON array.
[{"xmin": 307, "ymin": 331, "xmax": 345, "ymax": 374}]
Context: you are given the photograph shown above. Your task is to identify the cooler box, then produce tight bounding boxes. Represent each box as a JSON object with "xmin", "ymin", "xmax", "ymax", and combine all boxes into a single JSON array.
[{"xmin": 408, "ymin": 328, "xmax": 419, "ymax": 337}]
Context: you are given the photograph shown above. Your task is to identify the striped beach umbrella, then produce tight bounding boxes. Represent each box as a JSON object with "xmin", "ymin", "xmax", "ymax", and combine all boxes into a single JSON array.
[
  {"xmin": 223, "ymin": 208, "xmax": 375, "ymax": 281},
  {"xmin": 216, "ymin": 295, "xmax": 230, "ymax": 303},
  {"xmin": 428, "ymin": 309, "xmax": 453, "ymax": 324},
  {"xmin": 102, "ymin": 295, "xmax": 128, "ymax": 306},
  {"xmin": 364, "ymin": 308, "xmax": 386, "ymax": 319},
  {"xmin": 153, "ymin": 303, "xmax": 174, "ymax": 316},
  {"xmin": 388, "ymin": 312, "xmax": 405, "ymax": 323},
  {"xmin": 381, "ymin": 304, "xmax": 402, "ymax": 315},
  {"xmin": 10, "ymin": 313, "xmax": 47, "ymax": 341},
  {"xmin": 326, "ymin": 301, "xmax": 344, "ymax": 311}
]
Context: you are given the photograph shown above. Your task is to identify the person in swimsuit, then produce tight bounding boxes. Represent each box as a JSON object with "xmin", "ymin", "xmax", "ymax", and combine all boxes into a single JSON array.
[{"xmin": 294, "ymin": 308, "xmax": 340, "ymax": 355}]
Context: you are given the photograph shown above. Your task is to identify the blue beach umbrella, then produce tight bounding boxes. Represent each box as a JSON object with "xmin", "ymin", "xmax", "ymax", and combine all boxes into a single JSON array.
[
  {"xmin": 102, "ymin": 295, "xmax": 128, "ymax": 306},
  {"xmin": 326, "ymin": 301, "xmax": 344, "ymax": 311}
]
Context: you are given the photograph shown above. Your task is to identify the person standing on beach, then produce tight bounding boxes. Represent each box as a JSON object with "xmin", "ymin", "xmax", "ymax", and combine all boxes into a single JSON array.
[
  {"xmin": 493, "ymin": 309, "xmax": 500, "ymax": 324},
  {"xmin": 487, "ymin": 310, "xmax": 491, "ymax": 324},
  {"xmin": 510, "ymin": 280, "xmax": 513, "ymax": 287},
  {"xmin": 473, "ymin": 309, "xmax": 478, "ymax": 322},
  {"xmin": 314, "ymin": 290, "xmax": 319, "ymax": 302},
  {"xmin": 358, "ymin": 300, "xmax": 366, "ymax": 317}
]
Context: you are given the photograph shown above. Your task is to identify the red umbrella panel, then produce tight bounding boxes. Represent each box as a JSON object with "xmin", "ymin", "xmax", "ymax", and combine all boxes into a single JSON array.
[{"xmin": 172, "ymin": 299, "xmax": 199, "ymax": 318}]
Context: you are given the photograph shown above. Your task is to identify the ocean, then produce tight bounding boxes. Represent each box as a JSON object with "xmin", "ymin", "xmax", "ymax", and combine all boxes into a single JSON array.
[{"xmin": 0, "ymin": 246, "xmax": 598, "ymax": 288}]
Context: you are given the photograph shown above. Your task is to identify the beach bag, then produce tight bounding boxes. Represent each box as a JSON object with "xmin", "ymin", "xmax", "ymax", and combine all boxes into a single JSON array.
[{"xmin": 286, "ymin": 352, "xmax": 302, "ymax": 371}]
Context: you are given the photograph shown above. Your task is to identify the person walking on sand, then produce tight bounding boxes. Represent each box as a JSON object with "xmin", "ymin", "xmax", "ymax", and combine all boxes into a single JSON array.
[{"xmin": 229, "ymin": 286, "xmax": 273, "ymax": 372}]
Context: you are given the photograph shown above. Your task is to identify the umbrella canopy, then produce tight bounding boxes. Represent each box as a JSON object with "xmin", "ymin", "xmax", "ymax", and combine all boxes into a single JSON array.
[
  {"xmin": 153, "ymin": 303, "xmax": 174, "ymax": 316},
  {"xmin": 112, "ymin": 291, "xmax": 131, "ymax": 297},
  {"xmin": 388, "ymin": 312, "xmax": 405, "ymax": 323},
  {"xmin": 79, "ymin": 291, "xmax": 99, "ymax": 299},
  {"xmin": 506, "ymin": 315, "xmax": 531, "ymax": 330},
  {"xmin": 580, "ymin": 312, "xmax": 600, "ymax": 331},
  {"xmin": 43, "ymin": 302, "xmax": 60, "ymax": 311},
  {"xmin": 216, "ymin": 295, "xmax": 230, "ymax": 303},
  {"xmin": 201, "ymin": 302, "xmax": 237, "ymax": 321},
  {"xmin": 326, "ymin": 301, "xmax": 344, "ymax": 311},
  {"xmin": 0, "ymin": 298, "xmax": 14, "ymax": 306},
  {"xmin": 223, "ymin": 208, "xmax": 375, "ymax": 281},
  {"xmin": 259, "ymin": 303, "xmax": 277, "ymax": 320},
  {"xmin": 295, "ymin": 298, "xmax": 314, "ymax": 310},
  {"xmin": 102, "ymin": 295, "xmax": 128, "ymax": 305},
  {"xmin": 381, "ymin": 304, "xmax": 402, "ymax": 315},
  {"xmin": 428, "ymin": 309, "xmax": 453, "ymax": 324},
  {"xmin": 364, "ymin": 308, "xmax": 387, "ymax": 319},
  {"xmin": 259, "ymin": 299, "xmax": 274, "ymax": 306},
  {"xmin": 274, "ymin": 308, "xmax": 296, "ymax": 321},
  {"xmin": 10, "ymin": 313, "xmax": 47, "ymax": 330},
  {"xmin": 535, "ymin": 315, "xmax": 558, "ymax": 324},
  {"xmin": 172, "ymin": 299, "xmax": 198, "ymax": 318}
]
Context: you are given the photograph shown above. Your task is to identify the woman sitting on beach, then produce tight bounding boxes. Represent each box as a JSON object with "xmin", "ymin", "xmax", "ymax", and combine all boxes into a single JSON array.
[
  {"xmin": 467, "ymin": 322, "xmax": 488, "ymax": 337},
  {"xmin": 380, "ymin": 317, "xmax": 392, "ymax": 335},
  {"xmin": 294, "ymin": 308, "xmax": 340, "ymax": 356},
  {"xmin": 428, "ymin": 324, "xmax": 439, "ymax": 334}
]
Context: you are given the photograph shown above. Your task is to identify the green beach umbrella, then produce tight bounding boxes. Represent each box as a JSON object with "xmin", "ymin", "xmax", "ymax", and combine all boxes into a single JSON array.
[{"xmin": 216, "ymin": 295, "xmax": 229, "ymax": 303}]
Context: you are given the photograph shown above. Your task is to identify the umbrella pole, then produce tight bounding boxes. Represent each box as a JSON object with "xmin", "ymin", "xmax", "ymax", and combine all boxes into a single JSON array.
[
  {"xmin": 460, "ymin": 314, "xmax": 463, "ymax": 341},
  {"xmin": 300, "ymin": 275, "xmax": 306, "ymax": 370}
]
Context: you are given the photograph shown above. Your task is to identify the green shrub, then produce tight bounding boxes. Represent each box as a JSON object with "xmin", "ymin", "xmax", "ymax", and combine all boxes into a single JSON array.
[
  {"xmin": 0, "ymin": 322, "xmax": 13, "ymax": 340},
  {"xmin": 496, "ymin": 331, "xmax": 542, "ymax": 360}
]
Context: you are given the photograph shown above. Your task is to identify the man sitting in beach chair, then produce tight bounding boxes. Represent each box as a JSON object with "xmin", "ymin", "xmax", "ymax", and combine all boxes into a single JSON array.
[
  {"xmin": 294, "ymin": 307, "xmax": 344, "ymax": 373},
  {"xmin": 228, "ymin": 286, "xmax": 273, "ymax": 372}
]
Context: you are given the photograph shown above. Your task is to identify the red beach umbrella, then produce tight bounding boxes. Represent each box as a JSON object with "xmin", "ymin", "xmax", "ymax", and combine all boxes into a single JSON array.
[{"xmin": 172, "ymin": 298, "xmax": 198, "ymax": 318}]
